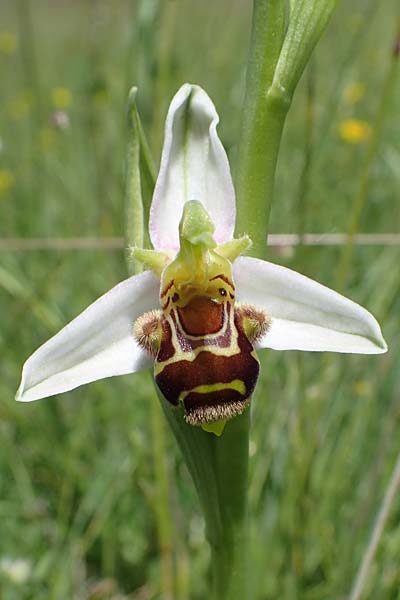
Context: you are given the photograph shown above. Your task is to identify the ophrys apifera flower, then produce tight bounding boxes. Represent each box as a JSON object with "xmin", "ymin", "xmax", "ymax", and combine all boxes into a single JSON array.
[{"xmin": 17, "ymin": 84, "xmax": 387, "ymax": 436}]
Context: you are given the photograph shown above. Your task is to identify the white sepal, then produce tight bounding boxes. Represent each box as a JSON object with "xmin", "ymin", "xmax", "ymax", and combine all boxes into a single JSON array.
[
  {"xmin": 234, "ymin": 257, "xmax": 387, "ymax": 354},
  {"xmin": 16, "ymin": 271, "xmax": 160, "ymax": 402},
  {"xmin": 149, "ymin": 83, "xmax": 236, "ymax": 252}
]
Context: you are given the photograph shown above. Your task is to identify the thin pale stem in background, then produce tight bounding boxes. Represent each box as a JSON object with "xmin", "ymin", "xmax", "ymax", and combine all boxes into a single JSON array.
[{"xmin": 349, "ymin": 451, "xmax": 400, "ymax": 600}]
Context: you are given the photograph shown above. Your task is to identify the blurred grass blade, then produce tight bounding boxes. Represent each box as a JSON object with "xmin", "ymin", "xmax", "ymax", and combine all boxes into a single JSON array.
[
  {"xmin": 336, "ymin": 27, "xmax": 400, "ymax": 291},
  {"xmin": 136, "ymin": 104, "xmax": 157, "ymax": 202},
  {"xmin": 125, "ymin": 87, "xmax": 145, "ymax": 273},
  {"xmin": 125, "ymin": 87, "xmax": 157, "ymax": 272},
  {"xmin": 0, "ymin": 265, "xmax": 61, "ymax": 330},
  {"xmin": 151, "ymin": 0, "xmax": 179, "ymax": 152},
  {"xmin": 314, "ymin": 0, "xmax": 378, "ymax": 164},
  {"xmin": 296, "ymin": 59, "xmax": 316, "ymax": 246}
]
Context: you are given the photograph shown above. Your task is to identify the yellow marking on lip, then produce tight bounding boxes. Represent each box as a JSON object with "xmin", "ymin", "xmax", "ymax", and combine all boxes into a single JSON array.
[
  {"xmin": 154, "ymin": 341, "xmax": 241, "ymax": 375},
  {"xmin": 178, "ymin": 380, "xmax": 246, "ymax": 404},
  {"xmin": 209, "ymin": 274, "xmax": 235, "ymax": 290},
  {"xmin": 161, "ymin": 279, "xmax": 175, "ymax": 298}
]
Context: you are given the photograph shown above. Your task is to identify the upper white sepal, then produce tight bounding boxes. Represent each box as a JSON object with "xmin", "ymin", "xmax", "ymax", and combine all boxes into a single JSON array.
[{"xmin": 149, "ymin": 83, "xmax": 236, "ymax": 252}]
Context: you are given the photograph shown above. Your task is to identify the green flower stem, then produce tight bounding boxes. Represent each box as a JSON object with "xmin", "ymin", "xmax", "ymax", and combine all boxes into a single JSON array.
[
  {"xmin": 236, "ymin": 0, "xmax": 339, "ymax": 257},
  {"xmin": 220, "ymin": 0, "xmax": 339, "ymax": 595},
  {"xmin": 235, "ymin": 0, "xmax": 287, "ymax": 258},
  {"xmin": 159, "ymin": 391, "xmax": 250, "ymax": 600}
]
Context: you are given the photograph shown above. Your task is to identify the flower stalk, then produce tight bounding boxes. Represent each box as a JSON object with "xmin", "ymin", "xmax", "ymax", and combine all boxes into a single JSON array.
[
  {"xmin": 229, "ymin": 0, "xmax": 339, "ymax": 593},
  {"xmin": 235, "ymin": 0, "xmax": 287, "ymax": 258},
  {"xmin": 159, "ymin": 391, "xmax": 250, "ymax": 600}
]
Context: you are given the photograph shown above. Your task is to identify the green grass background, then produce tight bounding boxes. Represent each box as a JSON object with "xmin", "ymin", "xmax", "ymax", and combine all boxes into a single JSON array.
[{"xmin": 0, "ymin": 0, "xmax": 399, "ymax": 598}]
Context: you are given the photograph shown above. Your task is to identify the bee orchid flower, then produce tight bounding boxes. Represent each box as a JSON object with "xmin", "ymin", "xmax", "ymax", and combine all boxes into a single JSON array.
[{"xmin": 17, "ymin": 84, "xmax": 387, "ymax": 436}]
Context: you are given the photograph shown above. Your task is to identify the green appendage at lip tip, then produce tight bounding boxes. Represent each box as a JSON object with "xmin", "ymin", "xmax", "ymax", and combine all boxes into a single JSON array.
[{"xmin": 201, "ymin": 419, "xmax": 227, "ymax": 436}]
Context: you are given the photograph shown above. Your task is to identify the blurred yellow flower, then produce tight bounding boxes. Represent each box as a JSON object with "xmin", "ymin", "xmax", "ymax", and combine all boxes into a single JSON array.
[
  {"xmin": 0, "ymin": 169, "xmax": 15, "ymax": 195},
  {"xmin": 354, "ymin": 380, "xmax": 372, "ymax": 397},
  {"xmin": 343, "ymin": 82, "xmax": 365, "ymax": 105},
  {"xmin": 9, "ymin": 91, "xmax": 33, "ymax": 119},
  {"xmin": 51, "ymin": 87, "xmax": 72, "ymax": 109},
  {"xmin": 38, "ymin": 128, "xmax": 56, "ymax": 151},
  {"xmin": 0, "ymin": 32, "xmax": 18, "ymax": 55},
  {"xmin": 339, "ymin": 119, "xmax": 371, "ymax": 144}
]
